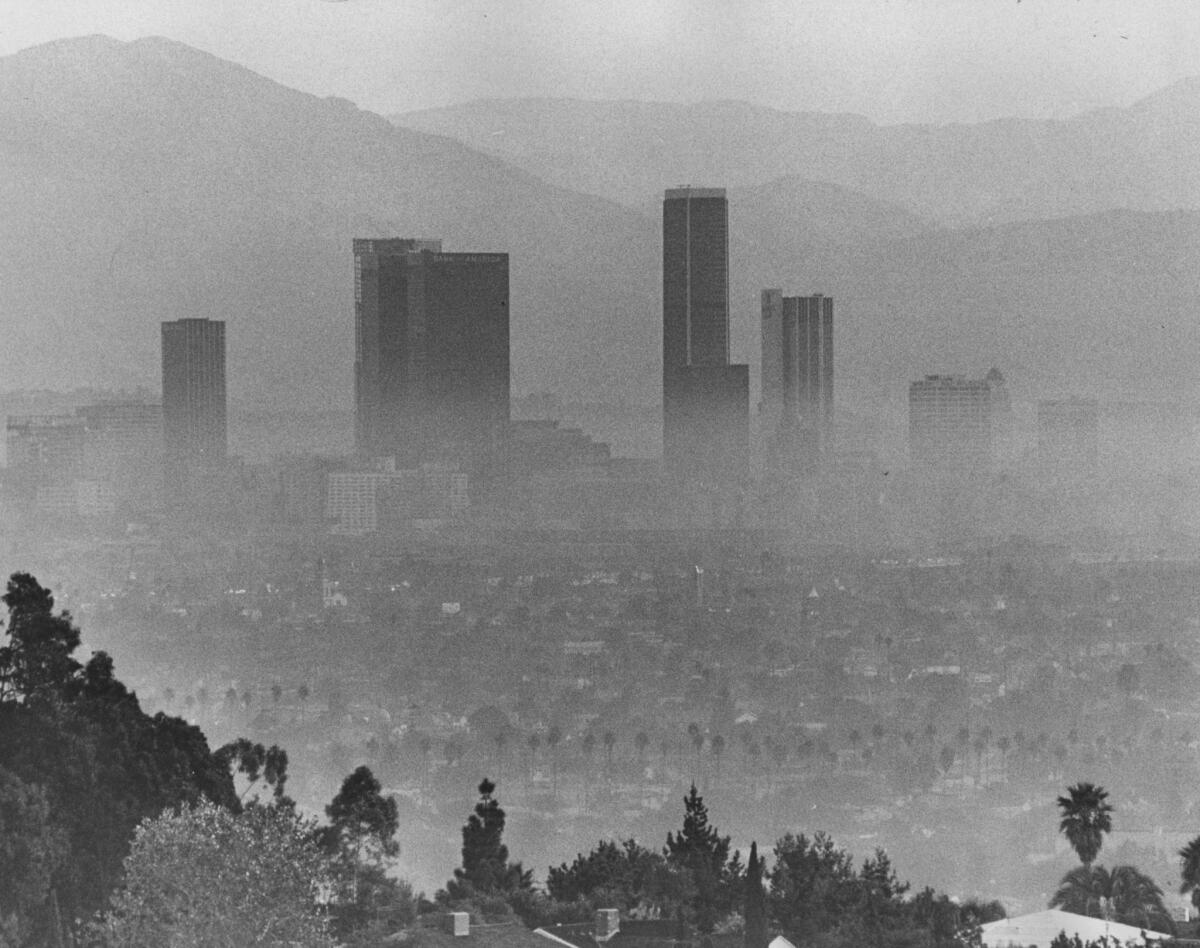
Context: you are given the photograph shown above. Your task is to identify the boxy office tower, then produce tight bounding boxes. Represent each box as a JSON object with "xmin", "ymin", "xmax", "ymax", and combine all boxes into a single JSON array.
[
  {"xmin": 761, "ymin": 290, "xmax": 834, "ymax": 475},
  {"xmin": 354, "ymin": 239, "xmax": 510, "ymax": 471},
  {"xmin": 162, "ymin": 318, "xmax": 226, "ymax": 506},
  {"xmin": 661, "ymin": 188, "xmax": 749, "ymax": 485}
]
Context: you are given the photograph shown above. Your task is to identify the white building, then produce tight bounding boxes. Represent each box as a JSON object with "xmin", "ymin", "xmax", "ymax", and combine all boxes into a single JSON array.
[{"xmin": 981, "ymin": 909, "xmax": 1170, "ymax": 948}]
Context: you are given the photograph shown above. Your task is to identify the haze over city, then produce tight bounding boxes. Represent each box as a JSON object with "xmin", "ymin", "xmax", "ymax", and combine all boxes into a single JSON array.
[{"xmin": 4, "ymin": 3, "xmax": 1200, "ymax": 947}]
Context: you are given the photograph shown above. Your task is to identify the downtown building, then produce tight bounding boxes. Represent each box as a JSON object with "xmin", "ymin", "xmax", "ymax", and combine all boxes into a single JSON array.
[
  {"xmin": 760, "ymin": 290, "xmax": 833, "ymax": 476},
  {"xmin": 161, "ymin": 318, "xmax": 227, "ymax": 508},
  {"xmin": 908, "ymin": 370, "xmax": 1007, "ymax": 473},
  {"xmin": 661, "ymin": 187, "xmax": 748, "ymax": 486},
  {"xmin": 353, "ymin": 238, "xmax": 509, "ymax": 471}
]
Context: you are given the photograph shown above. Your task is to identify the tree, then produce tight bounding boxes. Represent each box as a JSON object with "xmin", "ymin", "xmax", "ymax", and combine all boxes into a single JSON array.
[
  {"xmin": 98, "ymin": 800, "xmax": 335, "ymax": 947},
  {"xmin": 1050, "ymin": 864, "xmax": 1172, "ymax": 932},
  {"xmin": 0, "ymin": 573, "xmax": 81, "ymax": 702},
  {"xmin": 767, "ymin": 831, "xmax": 858, "ymax": 942},
  {"xmin": 442, "ymin": 778, "xmax": 532, "ymax": 903},
  {"xmin": 0, "ymin": 574, "xmax": 238, "ymax": 937},
  {"xmin": 215, "ymin": 738, "xmax": 290, "ymax": 804},
  {"xmin": 322, "ymin": 766, "xmax": 409, "ymax": 939},
  {"xmin": 1057, "ymin": 783, "xmax": 1114, "ymax": 867},
  {"xmin": 665, "ymin": 784, "xmax": 741, "ymax": 932},
  {"xmin": 0, "ymin": 769, "xmax": 67, "ymax": 946},
  {"xmin": 743, "ymin": 841, "xmax": 767, "ymax": 948},
  {"xmin": 547, "ymin": 838, "xmax": 686, "ymax": 916},
  {"xmin": 603, "ymin": 730, "xmax": 617, "ymax": 769},
  {"xmin": 1180, "ymin": 835, "xmax": 1200, "ymax": 912}
]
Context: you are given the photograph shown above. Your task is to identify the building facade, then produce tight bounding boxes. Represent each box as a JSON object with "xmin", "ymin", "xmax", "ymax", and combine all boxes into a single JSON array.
[
  {"xmin": 661, "ymin": 188, "xmax": 748, "ymax": 484},
  {"xmin": 353, "ymin": 238, "xmax": 509, "ymax": 470},
  {"xmin": 161, "ymin": 318, "xmax": 227, "ymax": 475},
  {"xmin": 908, "ymin": 373, "xmax": 1002, "ymax": 472},
  {"xmin": 761, "ymin": 290, "xmax": 833, "ymax": 475}
]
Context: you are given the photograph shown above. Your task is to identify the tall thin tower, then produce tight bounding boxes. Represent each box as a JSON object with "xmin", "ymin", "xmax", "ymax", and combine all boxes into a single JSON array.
[
  {"xmin": 161, "ymin": 317, "xmax": 226, "ymax": 472},
  {"xmin": 661, "ymin": 187, "xmax": 747, "ymax": 484}
]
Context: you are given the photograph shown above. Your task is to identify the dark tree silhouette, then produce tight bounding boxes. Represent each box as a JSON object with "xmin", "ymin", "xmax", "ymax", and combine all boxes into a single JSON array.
[
  {"xmin": 1179, "ymin": 835, "xmax": 1200, "ymax": 912},
  {"xmin": 215, "ymin": 738, "xmax": 290, "ymax": 804},
  {"xmin": 665, "ymin": 784, "xmax": 741, "ymax": 931},
  {"xmin": 1051, "ymin": 864, "xmax": 1171, "ymax": 932},
  {"xmin": 442, "ymin": 778, "xmax": 532, "ymax": 902},
  {"xmin": 1057, "ymin": 782, "xmax": 1114, "ymax": 867},
  {"xmin": 744, "ymin": 840, "xmax": 767, "ymax": 948}
]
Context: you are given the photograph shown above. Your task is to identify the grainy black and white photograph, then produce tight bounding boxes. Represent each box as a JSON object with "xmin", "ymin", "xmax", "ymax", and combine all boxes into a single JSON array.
[{"xmin": 3, "ymin": 1, "xmax": 1200, "ymax": 945}]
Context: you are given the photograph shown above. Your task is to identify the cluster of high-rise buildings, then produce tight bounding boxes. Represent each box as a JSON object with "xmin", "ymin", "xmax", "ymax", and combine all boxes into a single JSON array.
[{"xmin": 5, "ymin": 184, "xmax": 1136, "ymax": 531}]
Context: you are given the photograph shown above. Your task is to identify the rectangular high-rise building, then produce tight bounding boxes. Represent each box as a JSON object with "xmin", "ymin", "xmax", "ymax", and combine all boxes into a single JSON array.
[
  {"xmin": 761, "ymin": 290, "xmax": 833, "ymax": 474},
  {"xmin": 354, "ymin": 239, "xmax": 509, "ymax": 469},
  {"xmin": 161, "ymin": 318, "xmax": 226, "ymax": 472},
  {"xmin": 908, "ymin": 374, "xmax": 997, "ymax": 472},
  {"xmin": 662, "ymin": 187, "xmax": 748, "ymax": 484}
]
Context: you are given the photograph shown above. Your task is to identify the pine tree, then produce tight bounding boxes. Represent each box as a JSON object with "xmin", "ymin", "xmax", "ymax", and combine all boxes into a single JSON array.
[
  {"xmin": 443, "ymin": 778, "xmax": 532, "ymax": 902},
  {"xmin": 664, "ymin": 784, "xmax": 741, "ymax": 932},
  {"xmin": 744, "ymin": 841, "xmax": 767, "ymax": 948}
]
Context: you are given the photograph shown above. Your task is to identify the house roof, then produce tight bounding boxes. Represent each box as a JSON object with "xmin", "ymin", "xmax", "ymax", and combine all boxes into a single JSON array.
[
  {"xmin": 534, "ymin": 919, "xmax": 683, "ymax": 948},
  {"xmin": 395, "ymin": 921, "xmax": 551, "ymax": 948},
  {"xmin": 981, "ymin": 909, "xmax": 1170, "ymax": 948}
]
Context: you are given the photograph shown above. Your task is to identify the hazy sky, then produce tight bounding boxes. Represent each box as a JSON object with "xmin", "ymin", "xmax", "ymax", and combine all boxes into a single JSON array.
[{"xmin": 4, "ymin": 0, "xmax": 1200, "ymax": 123}]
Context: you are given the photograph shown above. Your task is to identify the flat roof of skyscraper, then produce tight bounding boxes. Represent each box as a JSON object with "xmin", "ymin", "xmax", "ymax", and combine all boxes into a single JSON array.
[{"xmin": 663, "ymin": 187, "xmax": 726, "ymax": 200}]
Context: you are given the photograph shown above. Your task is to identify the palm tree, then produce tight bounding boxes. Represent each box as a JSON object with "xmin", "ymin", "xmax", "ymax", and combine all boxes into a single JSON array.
[
  {"xmin": 1057, "ymin": 782, "xmax": 1114, "ymax": 866},
  {"xmin": 710, "ymin": 733, "xmax": 725, "ymax": 777},
  {"xmin": 1179, "ymin": 835, "xmax": 1200, "ymax": 912},
  {"xmin": 546, "ymin": 725, "xmax": 562, "ymax": 799},
  {"xmin": 1051, "ymin": 864, "xmax": 1172, "ymax": 932}
]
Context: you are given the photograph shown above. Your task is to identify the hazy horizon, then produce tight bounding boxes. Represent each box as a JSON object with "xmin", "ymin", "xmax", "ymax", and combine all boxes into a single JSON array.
[{"xmin": 7, "ymin": 1, "xmax": 1200, "ymax": 125}]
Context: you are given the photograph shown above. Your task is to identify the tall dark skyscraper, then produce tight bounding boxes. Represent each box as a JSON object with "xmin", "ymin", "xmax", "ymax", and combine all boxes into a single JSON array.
[
  {"xmin": 661, "ymin": 187, "xmax": 748, "ymax": 484},
  {"xmin": 354, "ymin": 238, "xmax": 509, "ymax": 468},
  {"xmin": 161, "ymin": 317, "xmax": 227, "ymax": 474},
  {"xmin": 761, "ymin": 290, "xmax": 834, "ymax": 474}
]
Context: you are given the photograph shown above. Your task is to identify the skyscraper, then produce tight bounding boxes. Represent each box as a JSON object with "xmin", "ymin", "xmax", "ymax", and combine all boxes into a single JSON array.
[
  {"xmin": 908, "ymin": 372, "xmax": 1002, "ymax": 472},
  {"xmin": 353, "ymin": 238, "xmax": 509, "ymax": 469},
  {"xmin": 661, "ymin": 187, "xmax": 748, "ymax": 484},
  {"xmin": 761, "ymin": 290, "xmax": 834, "ymax": 474},
  {"xmin": 161, "ymin": 318, "xmax": 226, "ymax": 474}
]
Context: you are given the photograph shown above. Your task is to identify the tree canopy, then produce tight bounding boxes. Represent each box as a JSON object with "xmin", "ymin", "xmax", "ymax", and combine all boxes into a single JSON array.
[
  {"xmin": 1051, "ymin": 864, "xmax": 1172, "ymax": 933},
  {"xmin": 442, "ymin": 778, "xmax": 532, "ymax": 904},
  {"xmin": 98, "ymin": 800, "xmax": 335, "ymax": 947},
  {"xmin": 1057, "ymin": 783, "xmax": 1114, "ymax": 867},
  {"xmin": 0, "ymin": 573, "xmax": 238, "ymax": 941},
  {"xmin": 664, "ymin": 784, "xmax": 743, "ymax": 932}
]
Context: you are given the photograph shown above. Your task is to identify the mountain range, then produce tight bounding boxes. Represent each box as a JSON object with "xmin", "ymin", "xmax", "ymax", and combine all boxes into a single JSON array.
[
  {"xmin": 394, "ymin": 89, "xmax": 1200, "ymax": 226},
  {"xmin": 3, "ymin": 35, "xmax": 1200, "ymax": 420}
]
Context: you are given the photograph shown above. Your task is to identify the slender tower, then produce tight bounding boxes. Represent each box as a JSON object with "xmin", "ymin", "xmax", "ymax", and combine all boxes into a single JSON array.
[{"xmin": 661, "ymin": 187, "xmax": 748, "ymax": 484}]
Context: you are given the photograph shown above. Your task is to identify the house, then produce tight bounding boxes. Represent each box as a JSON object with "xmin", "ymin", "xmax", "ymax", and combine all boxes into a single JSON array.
[
  {"xmin": 536, "ymin": 909, "xmax": 686, "ymax": 948},
  {"xmin": 392, "ymin": 913, "xmax": 552, "ymax": 948},
  {"xmin": 981, "ymin": 909, "xmax": 1170, "ymax": 947}
]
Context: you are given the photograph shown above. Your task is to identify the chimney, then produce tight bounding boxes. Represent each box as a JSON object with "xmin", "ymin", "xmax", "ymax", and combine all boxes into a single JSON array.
[
  {"xmin": 447, "ymin": 912, "xmax": 469, "ymax": 936},
  {"xmin": 595, "ymin": 909, "xmax": 620, "ymax": 941}
]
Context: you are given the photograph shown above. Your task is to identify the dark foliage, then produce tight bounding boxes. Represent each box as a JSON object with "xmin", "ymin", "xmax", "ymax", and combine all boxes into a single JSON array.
[
  {"xmin": 664, "ymin": 784, "xmax": 743, "ymax": 932},
  {"xmin": 0, "ymin": 573, "xmax": 238, "ymax": 942},
  {"xmin": 442, "ymin": 778, "xmax": 533, "ymax": 905}
]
